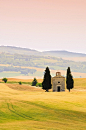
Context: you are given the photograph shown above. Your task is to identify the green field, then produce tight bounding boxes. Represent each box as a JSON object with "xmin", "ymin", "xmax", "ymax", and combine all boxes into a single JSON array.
[{"xmin": 0, "ymin": 81, "xmax": 86, "ymax": 130}]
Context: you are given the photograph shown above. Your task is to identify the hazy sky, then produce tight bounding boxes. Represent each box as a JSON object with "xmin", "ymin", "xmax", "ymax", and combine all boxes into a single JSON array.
[{"xmin": 0, "ymin": 0, "xmax": 86, "ymax": 53}]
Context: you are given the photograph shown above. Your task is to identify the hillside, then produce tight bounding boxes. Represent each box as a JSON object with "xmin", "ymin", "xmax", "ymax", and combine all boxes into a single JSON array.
[
  {"xmin": 0, "ymin": 46, "xmax": 86, "ymax": 78},
  {"xmin": 0, "ymin": 82, "xmax": 86, "ymax": 130},
  {"xmin": 0, "ymin": 46, "xmax": 86, "ymax": 60},
  {"xmin": 42, "ymin": 50, "xmax": 86, "ymax": 57},
  {"xmin": 0, "ymin": 46, "xmax": 40, "ymax": 55},
  {"xmin": 0, "ymin": 52, "xmax": 86, "ymax": 77}
]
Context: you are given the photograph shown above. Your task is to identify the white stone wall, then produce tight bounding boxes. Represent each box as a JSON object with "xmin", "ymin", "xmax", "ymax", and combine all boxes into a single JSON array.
[{"xmin": 52, "ymin": 77, "xmax": 65, "ymax": 92}]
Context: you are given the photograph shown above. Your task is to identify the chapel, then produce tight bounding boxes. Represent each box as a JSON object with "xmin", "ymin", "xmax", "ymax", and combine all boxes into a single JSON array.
[{"xmin": 52, "ymin": 72, "xmax": 65, "ymax": 92}]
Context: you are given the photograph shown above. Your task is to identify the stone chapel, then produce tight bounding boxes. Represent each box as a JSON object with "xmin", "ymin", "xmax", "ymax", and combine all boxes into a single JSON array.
[{"xmin": 52, "ymin": 72, "xmax": 65, "ymax": 92}]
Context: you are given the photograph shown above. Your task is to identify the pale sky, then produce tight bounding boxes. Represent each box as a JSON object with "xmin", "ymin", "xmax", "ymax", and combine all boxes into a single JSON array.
[{"xmin": 0, "ymin": 0, "xmax": 86, "ymax": 53}]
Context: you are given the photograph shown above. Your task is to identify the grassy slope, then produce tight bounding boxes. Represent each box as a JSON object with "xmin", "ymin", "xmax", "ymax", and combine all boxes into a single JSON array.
[
  {"xmin": 74, "ymin": 78, "xmax": 86, "ymax": 89},
  {"xmin": 0, "ymin": 81, "xmax": 86, "ymax": 130}
]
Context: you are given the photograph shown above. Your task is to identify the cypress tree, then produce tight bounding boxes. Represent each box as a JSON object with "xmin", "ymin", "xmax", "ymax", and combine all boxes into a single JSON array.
[
  {"xmin": 42, "ymin": 67, "xmax": 52, "ymax": 92},
  {"xmin": 66, "ymin": 67, "xmax": 74, "ymax": 92}
]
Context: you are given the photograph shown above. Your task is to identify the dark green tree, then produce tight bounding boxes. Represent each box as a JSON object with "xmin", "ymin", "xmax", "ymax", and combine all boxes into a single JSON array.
[
  {"xmin": 19, "ymin": 81, "xmax": 22, "ymax": 85},
  {"xmin": 42, "ymin": 67, "xmax": 52, "ymax": 92},
  {"xmin": 2, "ymin": 78, "xmax": 8, "ymax": 83},
  {"xmin": 32, "ymin": 78, "xmax": 38, "ymax": 86},
  {"xmin": 66, "ymin": 67, "xmax": 74, "ymax": 92}
]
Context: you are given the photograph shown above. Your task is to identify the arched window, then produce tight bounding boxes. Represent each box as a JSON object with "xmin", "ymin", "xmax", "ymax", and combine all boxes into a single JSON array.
[{"xmin": 58, "ymin": 81, "xmax": 60, "ymax": 83}]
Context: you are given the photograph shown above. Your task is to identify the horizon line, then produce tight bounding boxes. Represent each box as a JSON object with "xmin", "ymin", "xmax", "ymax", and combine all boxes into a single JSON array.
[{"xmin": 0, "ymin": 45, "xmax": 86, "ymax": 55}]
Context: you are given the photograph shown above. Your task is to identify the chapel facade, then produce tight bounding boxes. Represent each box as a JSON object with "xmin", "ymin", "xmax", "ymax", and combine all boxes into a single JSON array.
[{"xmin": 52, "ymin": 72, "xmax": 65, "ymax": 92}]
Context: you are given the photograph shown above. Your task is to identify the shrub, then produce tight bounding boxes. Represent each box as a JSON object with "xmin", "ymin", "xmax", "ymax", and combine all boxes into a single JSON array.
[
  {"xmin": 2, "ymin": 78, "xmax": 8, "ymax": 83},
  {"xmin": 19, "ymin": 81, "xmax": 22, "ymax": 85},
  {"xmin": 32, "ymin": 78, "xmax": 38, "ymax": 86},
  {"xmin": 36, "ymin": 83, "xmax": 42, "ymax": 87}
]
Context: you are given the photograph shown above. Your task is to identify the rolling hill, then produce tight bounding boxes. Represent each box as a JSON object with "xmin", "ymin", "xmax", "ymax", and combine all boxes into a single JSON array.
[
  {"xmin": 0, "ymin": 82, "xmax": 86, "ymax": 130},
  {"xmin": 42, "ymin": 50, "xmax": 86, "ymax": 57},
  {"xmin": 0, "ymin": 46, "xmax": 86, "ymax": 78},
  {"xmin": 0, "ymin": 46, "xmax": 86, "ymax": 60}
]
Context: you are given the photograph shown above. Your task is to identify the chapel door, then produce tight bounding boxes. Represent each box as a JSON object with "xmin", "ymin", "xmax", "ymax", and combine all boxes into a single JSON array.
[{"xmin": 57, "ymin": 86, "xmax": 60, "ymax": 92}]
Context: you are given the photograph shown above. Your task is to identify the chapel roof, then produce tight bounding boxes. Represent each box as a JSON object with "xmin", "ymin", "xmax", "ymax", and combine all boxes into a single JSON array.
[{"xmin": 52, "ymin": 72, "xmax": 65, "ymax": 78}]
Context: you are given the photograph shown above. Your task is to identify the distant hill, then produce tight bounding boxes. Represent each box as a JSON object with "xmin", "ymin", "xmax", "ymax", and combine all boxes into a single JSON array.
[
  {"xmin": 0, "ymin": 46, "xmax": 86, "ymax": 59},
  {"xmin": 0, "ymin": 46, "xmax": 40, "ymax": 55},
  {"xmin": 0, "ymin": 46, "xmax": 86, "ymax": 78},
  {"xmin": 42, "ymin": 50, "xmax": 86, "ymax": 58}
]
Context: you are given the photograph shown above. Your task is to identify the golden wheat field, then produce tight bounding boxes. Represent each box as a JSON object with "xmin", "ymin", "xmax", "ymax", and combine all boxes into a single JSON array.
[{"xmin": 0, "ymin": 78, "xmax": 86, "ymax": 130}]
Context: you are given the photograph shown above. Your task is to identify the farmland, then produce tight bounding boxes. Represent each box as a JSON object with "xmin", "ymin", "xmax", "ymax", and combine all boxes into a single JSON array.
[
  {"xmin": 1, "ymin": 51, "xmax": 86, "ymax": 77},
  {"xmin": 1, "ymin": 46, "xmax": 86, "ymax": 79},
  {"xmin": 0, "ymin": 78, "xmax": 86, "ymax": 130}
]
